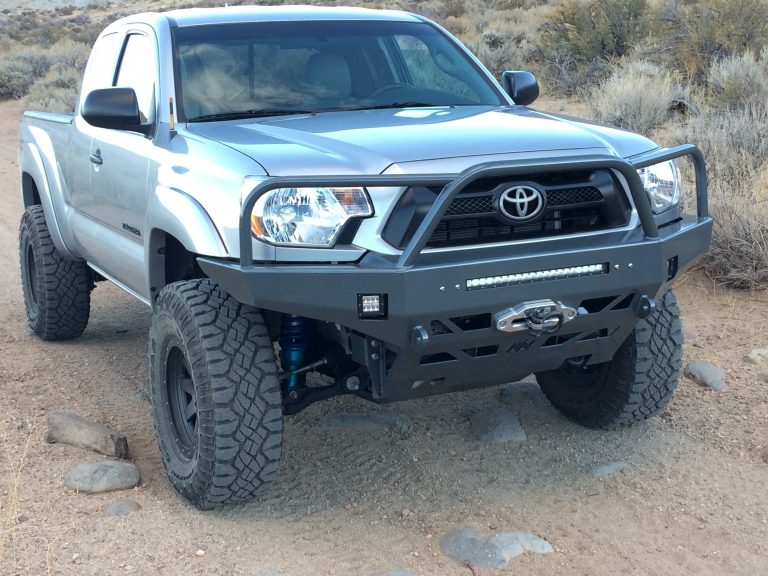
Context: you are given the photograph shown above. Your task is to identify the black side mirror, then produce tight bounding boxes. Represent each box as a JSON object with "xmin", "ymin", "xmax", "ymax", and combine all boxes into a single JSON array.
[
  {"xmin": 81, "ymin": 88, "xmax": 151, "ymax": 134},
  {"xmin": 501, "ymin": 71, "xmax": 539, "ymax": 106}
]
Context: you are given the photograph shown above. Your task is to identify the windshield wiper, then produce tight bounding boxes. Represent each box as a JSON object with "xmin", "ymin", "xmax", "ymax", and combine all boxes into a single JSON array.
[
  {"xmin": 188, "ymin": 109, "xmax": 314, "ymax": 122},
  {"xmin": 338, "ymin": 102, "xmax": 446, "ymax": 112}
]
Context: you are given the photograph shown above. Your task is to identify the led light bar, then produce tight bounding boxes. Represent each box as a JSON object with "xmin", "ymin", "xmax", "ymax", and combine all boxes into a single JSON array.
[{"xmin": 466, "ymin": 263, "xmax": 608, "ymax": 290}]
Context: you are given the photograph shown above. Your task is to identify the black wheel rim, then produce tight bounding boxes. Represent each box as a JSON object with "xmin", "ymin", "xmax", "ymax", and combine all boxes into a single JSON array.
[
  {"xmin": 166, "ymin": 346, "xmax": 198, "ymax": 457},
  {"xmin": 562, "ymin": 356, "xmax": 610, "ymax": 387},
  {"xmin": 554, "ymin": 356, "xmax": 613, "ymax": 406},
  {"xmin": 24, "ymin": 242, "xmax": 40, "ymax": 316}
]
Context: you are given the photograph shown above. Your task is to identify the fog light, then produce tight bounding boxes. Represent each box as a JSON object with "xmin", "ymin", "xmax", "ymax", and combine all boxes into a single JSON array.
[{"xmin": 358, "ymin": 294, "xmax": 388, "ymax": 319}]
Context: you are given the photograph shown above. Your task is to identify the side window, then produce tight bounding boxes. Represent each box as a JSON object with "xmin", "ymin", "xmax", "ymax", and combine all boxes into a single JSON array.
[
  {"xmin": 115, "ymin": 34, "xmax": 157, "ymax": 123},
  {"xmin": 80, "ymin": 32, "xmax": 121, "ymax": 95}
]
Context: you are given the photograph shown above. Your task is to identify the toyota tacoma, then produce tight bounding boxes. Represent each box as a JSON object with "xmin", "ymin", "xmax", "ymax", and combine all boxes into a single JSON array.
[{"xmin": 17, "ymin": 6, "xmax": 712, "ymax": 509}]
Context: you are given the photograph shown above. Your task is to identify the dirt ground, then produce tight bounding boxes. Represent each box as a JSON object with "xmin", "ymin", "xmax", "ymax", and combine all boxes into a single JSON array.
[{"xmin": 1, "ymin": 97, "xmax": 767, "ymax": 576}]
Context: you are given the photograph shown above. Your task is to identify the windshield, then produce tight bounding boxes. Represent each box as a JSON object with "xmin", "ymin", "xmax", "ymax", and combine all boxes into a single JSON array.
[{"xmin": 172, "ymin": 20, "xmax": 505, "ymax": 121}]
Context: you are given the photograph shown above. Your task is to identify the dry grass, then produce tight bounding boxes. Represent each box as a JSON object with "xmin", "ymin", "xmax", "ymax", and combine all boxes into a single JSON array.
[
  {"xmin": 0, "ymin": 418, "xmax": 52, "ymax": 574},
  {"xmin": 675, "ymin": 105, "xmax": 768, "ymax": 289},
  {"xmin": 707, "ymin": 52, "xmax": 768, "ymax": 110},
  {"xmin": 590, "ymin": 60, "xmax": 683, "ymax": 134}
]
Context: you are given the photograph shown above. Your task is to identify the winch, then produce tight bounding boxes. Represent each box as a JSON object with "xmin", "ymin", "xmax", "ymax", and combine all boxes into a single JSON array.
[{"xmin": 494, "ymin": 300, "xmax": 580, "ymax": 336}]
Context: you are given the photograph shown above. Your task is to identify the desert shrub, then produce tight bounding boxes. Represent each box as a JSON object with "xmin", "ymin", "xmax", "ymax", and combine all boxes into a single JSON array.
[
  {"xmin": 0, "ymin": 48, "xmax": 57, "ymax": 99},
  {"xmin": 537, "ymin": 0, "xmax": 649, "ymax": 94},
  {"xmin": 0, "ymin": 39, "xmax": 88, "ymax": 100},
  {"xmin": 655, "ymin": 0, "xmax": 768, "ymax": 82},
  {"xmin": 25, "ymin": 67, "xmax": 81, "ymax": 113},
  {"xmin": 470, "ymin": 32, "xmax": 533, "ymax": 78},
  {"xmin": 704, "ymin": 189, "xmax": 768, "ymax": 290},
  {"xmin": 707, "ymin": 52, "xmax": 768, "ymax": 110},
  {"xmin": 45, "ymin": 38, "xmax": 91, "ymax": 74},
  {"xmin": 442, "ymin": 15, "xmax": 472, "ymax": 36},
  {"xmin": 681, "ymin": 105, "xmax": 768, "ymax": 184},
  {"xmin": 440, "ymin": 0, "xmax": 467, "ymax": 19},
  {"xmin": 676, "ymin": 105, "xmax": 768, "ymax": 288},
  {"xmin": 591, "ymin": 60, "xmax": 683, "ymax": 134}
]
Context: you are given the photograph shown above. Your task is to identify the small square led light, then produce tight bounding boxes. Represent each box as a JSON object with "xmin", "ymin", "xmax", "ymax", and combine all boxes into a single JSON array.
[{"xmin": 358, "ymin": 294, "xmax": 388, "ymax": 319}]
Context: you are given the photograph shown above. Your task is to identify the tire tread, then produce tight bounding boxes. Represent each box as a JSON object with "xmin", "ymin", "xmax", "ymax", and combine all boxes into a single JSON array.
[
  {"xmin": 19, "ymin": 205, "xmax": 90, "ymax": 340},
  {"xmin": 537, "ymin": 290, "xmax": 683, "ymax": 428},
  {"xmin": 150, "ymin": 279, "xmax": 282, "ymax": 509}
]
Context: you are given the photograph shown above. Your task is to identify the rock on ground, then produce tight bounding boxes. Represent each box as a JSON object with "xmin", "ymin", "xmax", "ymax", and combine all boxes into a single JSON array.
[
  {"xmin": 45, "ymin": 411, "xmax": 129, "ymax": 459},
  {"xmin": 499, "ymin": 379, "xmax": 542, "ymax": 405},
  {"xmin": 685, "ymin": 361, "xmax": 726, "ymax": 391},
  {"xmin": 587, "ymin": 461, "xmax": 629, "ymax": 478},
  {"xmin": 746, "ymin": 348, "xmax": 768, "ymax": 365},
  {"xmin": 105, "ymin": 499, "xmax": 142, "ymax": 517},
  {"xmin": 440, "ymin": 527, "xmax": 553, "ymax": 568},
  {"xmin": 321, "ymin": 413, "xmax": 413, "ymax": 434},
  {"xmin": 470, "ymin": 407, "xmax": 526, "ymax": 444},
  {"xmin": 64, "ymin": 461, "xmax": 140, "ymax": 494}
]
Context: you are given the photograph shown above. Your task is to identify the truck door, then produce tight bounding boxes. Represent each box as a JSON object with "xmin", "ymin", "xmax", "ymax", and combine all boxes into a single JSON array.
[{"xmin": 72, "ymin": 29, "xmax": 158, "ymax": 301}]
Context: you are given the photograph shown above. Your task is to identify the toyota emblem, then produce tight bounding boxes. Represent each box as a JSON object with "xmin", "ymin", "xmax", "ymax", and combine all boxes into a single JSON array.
[{"xmin": 498, "ymin": 185, "xmax": 545, "ymax": 222}]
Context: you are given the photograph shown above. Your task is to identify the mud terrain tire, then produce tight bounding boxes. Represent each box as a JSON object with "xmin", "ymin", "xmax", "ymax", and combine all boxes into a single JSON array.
[
  {"xmin": 19, "ymin": 205, "xmax": 91, "ymax": 340},
  {"xmin": 536, "ymin": 290, "xmax": 683, "ymax": 428},
  {"xmin": 150, "ymin": 279, "xmax": 282, "ymax": 509}
]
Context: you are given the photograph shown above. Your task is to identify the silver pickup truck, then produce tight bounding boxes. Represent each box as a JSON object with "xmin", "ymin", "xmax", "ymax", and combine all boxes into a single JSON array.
[{"xmin": 18, "ymin": 5, "xmax": 712, "ymax": 509}]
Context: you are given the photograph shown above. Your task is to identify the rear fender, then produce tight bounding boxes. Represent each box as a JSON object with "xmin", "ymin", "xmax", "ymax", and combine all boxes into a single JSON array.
[{"xmin": 19, "ymin": 137, "xmax": 78, "ymax": 260}]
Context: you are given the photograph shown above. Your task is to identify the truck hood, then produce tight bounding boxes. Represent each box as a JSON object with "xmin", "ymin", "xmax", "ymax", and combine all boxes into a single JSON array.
[{"xmin": 186, "ymin": 106, "xmax": 658, "ymax": 176}]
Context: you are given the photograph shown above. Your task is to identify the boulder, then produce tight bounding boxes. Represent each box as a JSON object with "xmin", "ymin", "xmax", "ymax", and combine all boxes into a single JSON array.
[
  {"xmin": 684, "ymin": 361, "xmax": 726, "ymax": 391},
  {"xmin": 45, "ymin": 411, "xmax": 129, "ymax": 459},
  {"xmin": 470, "ymin": 408, "xmax": 527, "ymax": 444},
  {"xmin": 440, "ymin": 527, "xmax": 553, "ymax": 568},
  {"xmin": 64, "ymin": 461, "xmax": 140, "ymax": 494}
]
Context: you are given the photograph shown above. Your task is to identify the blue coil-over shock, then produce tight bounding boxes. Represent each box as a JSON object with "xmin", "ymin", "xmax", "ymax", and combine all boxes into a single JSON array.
[{"xmin": 281, "ymin": 314, "xmax": 308, "ymax": 394}]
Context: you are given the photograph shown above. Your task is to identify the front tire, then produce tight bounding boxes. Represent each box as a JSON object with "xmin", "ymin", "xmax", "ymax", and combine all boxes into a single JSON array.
[
  {"xmin": 536, "ymin": 290, "xmax": 683, "ymax": 428},
  {"xmin": 18, "ymin": 205, "xmax": 91, "ymax": 340},
  {"xmin": 150, "ymin": 279, "xmax": 283, "ymax": 509}
]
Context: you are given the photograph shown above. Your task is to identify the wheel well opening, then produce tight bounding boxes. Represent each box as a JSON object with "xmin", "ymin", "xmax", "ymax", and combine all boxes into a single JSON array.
[
  {"xmin": 22, "ymin": 173, "xmax": 41, "ymax": 207},
  {"xmin": 149, "ymin": 231, "xmax": 204, "ymax": 303}
]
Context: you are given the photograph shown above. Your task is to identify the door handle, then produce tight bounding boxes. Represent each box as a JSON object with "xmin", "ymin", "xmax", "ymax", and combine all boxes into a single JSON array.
[{"xmin": 89, "ymin": 150, "xmax": 103, "ymax": 165}]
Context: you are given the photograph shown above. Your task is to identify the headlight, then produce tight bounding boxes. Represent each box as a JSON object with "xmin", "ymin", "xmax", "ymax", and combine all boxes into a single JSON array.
[
  {"xmin": 637, "ymin": 160, "xmax": 681, "ymax": 214},
  {"xmin": 251, "ymin": 187, "xmax": 373, "ymax": 246}
]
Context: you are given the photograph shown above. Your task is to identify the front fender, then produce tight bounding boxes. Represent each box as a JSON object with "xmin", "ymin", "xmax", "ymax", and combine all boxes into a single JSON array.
[{"xmin": 146, "ymin": 186, "xmax": 229, "ymax": 259}]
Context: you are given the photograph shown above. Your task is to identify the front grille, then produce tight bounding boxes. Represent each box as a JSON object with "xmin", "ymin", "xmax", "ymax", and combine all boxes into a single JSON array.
[
  {"xmin": 547, "ymin": 186, "xmax": 603, "ymax": 206},
  {"xmin": 428, "ymin": 209, "xmax": 604, "ymax": 248},
  {"xmin": 445, "ymin": 195, "xmax": 494, "ymax": 216},
  {"xmin": 381, "ymin": 169, "xmax": 632, "ymax": 250}
]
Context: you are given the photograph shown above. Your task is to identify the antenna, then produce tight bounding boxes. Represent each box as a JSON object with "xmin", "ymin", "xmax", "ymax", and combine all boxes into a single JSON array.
[{"xmin": 169, "ymin": 96, "xmax": 176, "ymax": 132}]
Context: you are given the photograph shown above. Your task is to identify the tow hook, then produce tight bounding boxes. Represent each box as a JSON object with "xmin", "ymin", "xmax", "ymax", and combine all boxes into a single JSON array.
[
  {"xmin": 637, "ymin": 294, "xmax": 656, "ymax": 319},
  {"xmin": 494, "ymin": 300, "xmax": 579, "ymax": 336}
]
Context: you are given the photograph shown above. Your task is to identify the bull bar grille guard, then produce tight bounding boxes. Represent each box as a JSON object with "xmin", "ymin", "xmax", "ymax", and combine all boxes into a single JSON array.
[{"xmin": 237, "ymin": 144, "xmax": 708, "ymax": 268}]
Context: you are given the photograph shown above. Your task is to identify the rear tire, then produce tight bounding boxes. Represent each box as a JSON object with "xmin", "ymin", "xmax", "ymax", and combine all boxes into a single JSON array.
[
  {"xmin": 150, "ymin": 279, "xmax": 283, "ymax": 509},
  {"xmin": 18, "ymin": 205, "xmax": 91, "ymax": 340},
  {"xmin": 536, "ymin": 290, "xmax": 683, "ymax": 428}
]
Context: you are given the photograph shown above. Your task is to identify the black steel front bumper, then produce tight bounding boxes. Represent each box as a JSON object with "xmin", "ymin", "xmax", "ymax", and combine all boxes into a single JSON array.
[{"xmin": 199, "ymin": 146, "xmax": 711, "ymax": 401}]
